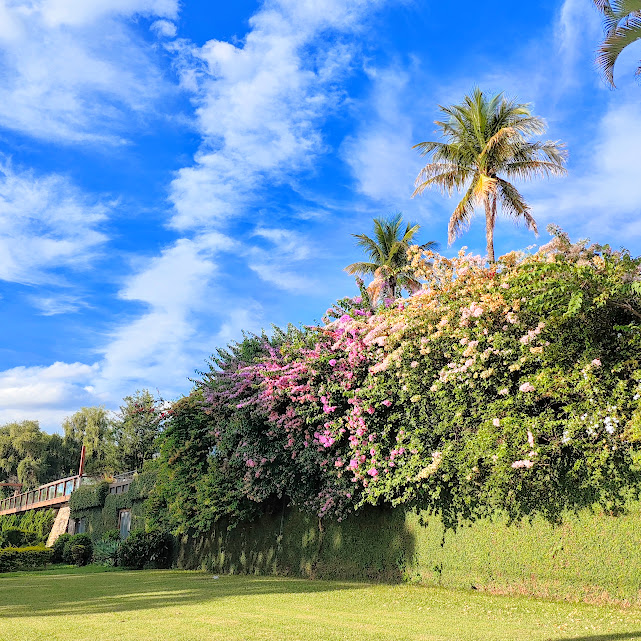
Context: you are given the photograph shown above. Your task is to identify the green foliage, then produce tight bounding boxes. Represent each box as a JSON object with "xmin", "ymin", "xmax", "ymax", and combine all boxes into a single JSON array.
[
  {"xmin": 92, "ymin": 540, "xmax": 121, "ymax": 566},
  {"xmin": 102, "ymin": 529, "xmax": 120, "ymax": 542},
  {"xmin": 0, "ymin": 527, "xmax": 41, "ymax": 548},
  {"xmin": 69, "ymin": 475, "xmax": 149, "ymax": 542},
  {"xmin": 344, "ymin": 213, "xmax": 435, "ymax": 302},
  {"xmin": 62, "ymin": 406, "xmax": 115, "ymax": 475},
  {"xmin": 69, "ymin": 481, "xmax": 110, "ymax": 512},
  {"xmin": 112, "ymin": 390, "xmax": 163, "ymax": 472},
  {"xmin": 51, "ymin": 534, "xmax": 71, "ymax": 563},
  {"xmin": 168, "ymin": 231, "xmax": 641, "ymax": 532},
  {"xmin": 147, "ymin": 391, "xmax": 260, "ymax": 535},
  {"xmin": 177, "ymin": 502, "xmax": 641, "ymax": 603},
  {"xmin": 119, "ymin": 530, "xmax": 173, "ymax": 570},
  {"xmin": 63, "ymin": 533, "xmax": 93, "ymax": 566},
  {"xmin": 0, "ymin": 420, "xmax": 80, "ymax": 491},
  {"xmin": 0, "ymin": 546, "xmax": 52, "ymax": 572},
  {"xmin": 0, "ymin": 509, "xmax": 55, "ymax": 539}
]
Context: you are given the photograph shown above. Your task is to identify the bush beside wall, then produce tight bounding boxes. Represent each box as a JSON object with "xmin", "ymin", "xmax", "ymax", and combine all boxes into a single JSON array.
[{"xmin": 176, "ymin": 503, "xmax": 641, "ymax": 604}]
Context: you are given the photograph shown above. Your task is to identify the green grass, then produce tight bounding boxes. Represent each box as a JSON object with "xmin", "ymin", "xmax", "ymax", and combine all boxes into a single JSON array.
[{"xmin": 1, "ymin": 567, "xmax": 641, "ymax": 641}]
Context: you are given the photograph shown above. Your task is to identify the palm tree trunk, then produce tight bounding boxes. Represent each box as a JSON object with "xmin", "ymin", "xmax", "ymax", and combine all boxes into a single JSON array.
[{"xmin": 484, "ymin": 198, "xmax": 495, "ymax": 263}]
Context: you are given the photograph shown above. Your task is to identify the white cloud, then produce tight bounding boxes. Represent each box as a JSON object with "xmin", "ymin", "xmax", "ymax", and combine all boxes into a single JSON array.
[
  {"xmin": 0, "ymin": 0, "xmax": 179, "ymax": 142},
  {"xmin": 30, "ymin": 295, "xmax": 88, "ymax": 316},
  {"xmin": 529, "ymin": 99, "xmax": 641, "ymax": 242},
  {"xmin": 342, "ymin": 67, "xmax": 419, "ymax": 204},
  {"xmin": 93, "ymin": 235, "xmax": 234, "ymax": 399},
  {"xmin": 0, "ymin": 361, "xmax": 100, "ymax": 430},
  {"xmin": 168, "ymin": 0, "xmax": 387, "ymax": 230},
  {"xmin": 38, "ymin": 0, "xmax": 177, "ymax": 27},
  {"xmin": 214, "ymin": 304, "xmax": 264, "ymax": 345},
  {"xmin": 151, "ymin": 19, "xmax": 177, "ymax": 38},
  {"xmin": 556, "ymin": 0, "xmax": 603, "ymax": 91},
  {"xmin": 0, "ymin": 160, "xmax": 109, "ymax": 284}
]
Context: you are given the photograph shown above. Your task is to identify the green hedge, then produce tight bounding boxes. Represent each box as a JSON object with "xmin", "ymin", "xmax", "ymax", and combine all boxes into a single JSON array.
[
  {"xmin": 176, "ymin": 503, "xmax": 641, "ymax": 605},
  {"xmin": 0, "ymin": 546, "xmax": 53, "ymax": 573}
]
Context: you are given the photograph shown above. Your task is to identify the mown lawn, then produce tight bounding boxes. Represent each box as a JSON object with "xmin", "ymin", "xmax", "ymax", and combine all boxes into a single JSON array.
[{"xmin": 1, "ymin": 567, "xmax": 641, "ymax": 641}]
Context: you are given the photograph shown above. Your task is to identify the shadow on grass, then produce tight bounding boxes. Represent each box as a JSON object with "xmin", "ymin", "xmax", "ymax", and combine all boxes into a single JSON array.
[
  {"xmin": 0, "ymin": 570, "xmax": 363, "ymax": 619},
  {"xmin": 550, "ymin": 634, "xmax": 641, "ymax": 641}
]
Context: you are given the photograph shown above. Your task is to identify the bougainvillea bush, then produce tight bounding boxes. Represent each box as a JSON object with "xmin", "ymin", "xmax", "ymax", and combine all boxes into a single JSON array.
[{"xmin": 174, "ymin": 229, "xmax": 641, "ymax": 530}]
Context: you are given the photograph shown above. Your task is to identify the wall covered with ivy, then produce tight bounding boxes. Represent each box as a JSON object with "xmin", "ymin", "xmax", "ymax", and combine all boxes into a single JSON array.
[
  {"xmin": 176, "ymin": 503, "xmax": 641, "ymax": 605},
  {"xmin": 68, "ymin": 473, "xmax": 153, "ymax": 540}
]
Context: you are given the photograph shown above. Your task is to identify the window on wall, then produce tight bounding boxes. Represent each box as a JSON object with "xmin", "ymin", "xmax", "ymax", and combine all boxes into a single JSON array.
[
  {"xmin": 76, "ymin": 518, "xmax": 86, "ymax": 534},
  {"xmin": 119, "ymin": 509, "xmax": 131, "ymax": 539}
]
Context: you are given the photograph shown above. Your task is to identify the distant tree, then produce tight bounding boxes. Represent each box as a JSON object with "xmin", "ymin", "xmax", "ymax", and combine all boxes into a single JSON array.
[
  {"xmin": 594, "ymin": 0, "xmax": 641, "ymax": 86},
  {"xmin": 62, "ymin": 407, "xmax": 115, "ymax": 475},
  {"xmin": 113, "ymin": 390, "xmax": 163, "ymax": 472},
  {"xmin": 0, "ymin": 420, "xmax": 80, "ymax": 490},
  {"xmin": 412, "ymin": 89, "xmax": 567, "ymax": 262},
  {"xmin": 344, "ymin": 213, "xmax": 437, "ymax": 303}
]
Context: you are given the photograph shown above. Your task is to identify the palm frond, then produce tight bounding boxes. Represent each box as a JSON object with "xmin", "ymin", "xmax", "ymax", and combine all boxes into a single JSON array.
[
  {"xmin": 413, "ymin": 164, "xmax": 474, "ymax": 197},
  {"xmin": 594, "ymin": 1, "xmax": 641, "ymax": 85},
  {"xmin": 448, "ymin": 180, "xmax": 480, "ymax": 244},
  {"xmin": 496, "ymin": 179, "xmax": 538, "ymax": 234},
  {"xmin": 344, "ymin": 261, "xmax": 380, "ymax": 276}
]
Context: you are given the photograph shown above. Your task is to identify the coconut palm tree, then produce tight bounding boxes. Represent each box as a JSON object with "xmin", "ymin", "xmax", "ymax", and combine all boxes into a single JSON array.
[
  {"xmin": 344, "ymin": 213, "xmax": 436, "ymax": 302},
  {"xmin": 594, "ymin": 0, "xmax": 641, "ymax": 86},
  {"xmin": 412, "ymin": 89, "xmax": 567, "ymax": 263}
]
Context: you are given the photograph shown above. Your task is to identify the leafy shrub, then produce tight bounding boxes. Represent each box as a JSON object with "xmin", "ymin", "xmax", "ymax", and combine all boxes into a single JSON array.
[
  {"xmin": 93, "ymin": 540, "xmax": 120, "ymax": 566},
  {"xmin": 63, "ymin": 533, "xmax": 93, "ymax": 567},
  {"xmin": 0, "ymin": 546, "xmax": 52, "ymax": 573},
  {"xmin": 51, "ymin": 533, "xmax": 71, "ymax": 563},
  {"xmin": 119, "ymin": 530, "xmax": 173, "ymax": 570},
  {"xmin": 102, "ymin": 529, "xmax": 121, "ymax": 542},
  {"xmin": 0, "ymin": 527, "xmax": 40, "ymax": 548}
]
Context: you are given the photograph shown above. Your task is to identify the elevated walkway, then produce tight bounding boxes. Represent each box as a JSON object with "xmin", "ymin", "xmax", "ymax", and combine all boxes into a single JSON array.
[{"xmin": 0, "ymin": 475, "xmax": 82, "ymax": 516}]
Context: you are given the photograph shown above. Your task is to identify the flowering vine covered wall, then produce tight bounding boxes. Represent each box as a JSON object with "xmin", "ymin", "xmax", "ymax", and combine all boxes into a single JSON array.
[{"xmin": 153, "ymin": 229, "xmax": 641, "ymax": 532}]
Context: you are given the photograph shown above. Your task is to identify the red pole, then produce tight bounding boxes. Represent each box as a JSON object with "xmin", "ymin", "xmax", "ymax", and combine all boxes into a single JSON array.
[{"xmin": 78, "ymin": 445, "xmax": 86, "ymax": 477}]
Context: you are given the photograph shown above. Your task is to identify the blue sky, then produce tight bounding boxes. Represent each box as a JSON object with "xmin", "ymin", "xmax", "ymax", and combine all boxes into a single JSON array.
[{"xmin": 1, "ymin": 0, "xmax": 640, "ymax": 432}]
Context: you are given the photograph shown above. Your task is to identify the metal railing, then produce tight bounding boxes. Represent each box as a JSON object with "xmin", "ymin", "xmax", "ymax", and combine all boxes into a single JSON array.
[{"xmin": 0, "ymin": 475, "xmax": 82, "ymax": 516}]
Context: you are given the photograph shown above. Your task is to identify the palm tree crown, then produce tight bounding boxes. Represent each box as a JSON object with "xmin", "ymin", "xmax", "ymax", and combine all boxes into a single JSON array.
[
  {"xmin": 344, "ymin": 213, "xmax": 436, "ymax": 302},
  {"xmin": 412, "ymin": 89, "xmax": 567, "ymax": 262},
  {"xmin": 594, "ymin": 0, "xmax": 641, "ymax": 86}
]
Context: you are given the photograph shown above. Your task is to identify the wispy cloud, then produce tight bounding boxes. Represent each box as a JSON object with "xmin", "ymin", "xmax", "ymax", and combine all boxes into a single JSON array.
[
  {"xmin": 341, "ymin": 67, "xmax": 420, "ymax": 205},
  {"xmin": 168, "ymin": 0, "xmax": 389, "ymax": 230},
  {"xmin": 0, "ymin": 159, "xmax": 109, "ymax": 284},
  {"xmin": 0, "ymin": 0, "xmax": 179, "ymax": 143},
  {"xmin": 30, "ymin": 295, "xmax": 89, "ymax": 316}
]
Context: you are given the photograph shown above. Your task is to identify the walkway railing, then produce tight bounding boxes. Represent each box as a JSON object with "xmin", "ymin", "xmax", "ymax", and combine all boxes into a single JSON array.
[{"xmin": 0, "ymin": 475, "xmax": 82, "ymax": 516}]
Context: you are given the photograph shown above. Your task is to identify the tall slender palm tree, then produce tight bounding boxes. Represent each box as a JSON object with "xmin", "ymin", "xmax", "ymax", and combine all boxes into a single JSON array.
[
  {"xmin": 344, "ymin": 213, "xmax": 436, "ymax": 302},
  {"xmin": 594, "ymin": 0, "xmax": 641, "ymax": 86},
  {"xmin": 412, "ymin": 89, "xmax": 567, "ymax": 263}
]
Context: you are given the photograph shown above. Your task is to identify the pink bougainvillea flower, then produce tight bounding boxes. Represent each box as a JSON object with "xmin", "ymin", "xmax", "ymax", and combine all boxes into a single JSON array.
[
  {"xmin": 381, "ymin": 399, "xmax": 392, "ymax": 407},
  {"xmin": 592, "ymin": 359, "xmax": 601, "ymax": 367},
  {"xmin": 519, "ymin": 382, "xmax": 535, "ymax": 393},
  {"xmin": 328, "ymin": 359, "xmax": 337, "ymax": 366},
  {"xmin": 367, "ymin": 468, "xmax": 378, "ymax": 477},
  {"xmin": 493, "ymin": 418, "xmax": 500, "ymax": 427},
  {"xmin": 511, "ymin": 459, "xmax": 534, "ymax": 469}
]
